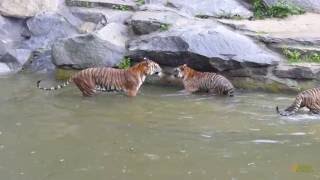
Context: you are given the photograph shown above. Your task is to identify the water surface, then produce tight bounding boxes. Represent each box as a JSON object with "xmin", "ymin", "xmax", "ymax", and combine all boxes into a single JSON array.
[{"xmin": 0, "ymin": 74, "xmax": 319, "ymax": 180}]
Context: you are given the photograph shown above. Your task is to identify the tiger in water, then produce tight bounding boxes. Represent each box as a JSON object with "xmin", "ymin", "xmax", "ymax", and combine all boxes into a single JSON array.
[
  {"xmin": 173, "ymin": 64, "xmax": 234, "ymax": 96},
  {"xmin": 37, "ymin": 58, "xmax": 162, "ymax": 97},
  {"xmin": 276, "ymin": 87, "xmax": 320, "ymax": 116}
]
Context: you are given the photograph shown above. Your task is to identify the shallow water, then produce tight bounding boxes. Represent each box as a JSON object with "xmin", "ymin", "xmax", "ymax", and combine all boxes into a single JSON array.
[{"xmin": 0, "ymin": 74, "xmax": 320, "ymax": 180}]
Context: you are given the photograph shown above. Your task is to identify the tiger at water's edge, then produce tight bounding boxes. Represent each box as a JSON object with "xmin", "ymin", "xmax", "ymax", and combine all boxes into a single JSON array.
[
  {"xmin": 37, "ymin": 58, "xmax": 162, "ymax": 97},
  {"xmin": 173, "ymin": 64, "xmax": 234, "ymax": 96},
  {"xmin": 276, "ymin": 87, "xmax": 320, "ymax": 116}
]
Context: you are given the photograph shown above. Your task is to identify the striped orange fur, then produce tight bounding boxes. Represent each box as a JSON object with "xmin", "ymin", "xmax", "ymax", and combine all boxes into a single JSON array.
[
  {"xmin": 276, "ymin": 87, "xmax": 320, "ymax": 116},
  {"xmin": 174, "ymin": 64, "xmax": 234, "ymax": 96},
  {"xmin": 37, "ymin": 58, "xmax": 162, "ymax": 97}
]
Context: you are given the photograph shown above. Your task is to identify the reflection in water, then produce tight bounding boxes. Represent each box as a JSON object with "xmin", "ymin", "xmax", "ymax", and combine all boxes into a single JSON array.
[{"xmin": 0, "ymin": 74, "xmax": 319, "ymax": 180}]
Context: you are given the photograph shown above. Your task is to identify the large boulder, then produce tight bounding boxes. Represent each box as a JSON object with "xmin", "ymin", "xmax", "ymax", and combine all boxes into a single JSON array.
[
  {"xmin": 0, "ymin": 16, "xmax": 28, "ymax": 54},
  {"xmin": 263, "ymin": 0, "xmax": 320, "ymax": 13},
  {"xmin": 167, "ymin": 0, "xmax": 253, "ymax": 19},
  {"xmin": 0, "ymin": 49, "xmax": 32, "ymax": 72},
  {"xmin": 24, "ymin": 12, "xmax": 80, "ymax": 50},
  {"xmin": 129, "ymin": 5, "xmax": 192, "ymax": 35},
  {"xmin": 0, "ymin": 0, "xmax": 58, "ymax": 18},
  {"xmin": 22, "ymin": 49, "xmax": 56, "ymax": 73},
  {"xmin": 128, "ymin": 20, "xmax": 281, "ymax": 72},
  {"xmin": 52, "ymin": 23, "xmax": 128, "ymax": 69},
  {"xmin": 0, "ymin": 63, "xmax": 11, "ymax": 75}
]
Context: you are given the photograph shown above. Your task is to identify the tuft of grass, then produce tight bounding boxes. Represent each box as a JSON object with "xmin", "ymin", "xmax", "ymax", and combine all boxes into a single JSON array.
[
  {"xmin": 135, "ymin": 0, "xmax": 145, "ymax": 6},
  {"xmin": 283, "ymin": 48, "xmax": 301, "ymax": 62},
  {"xmin": 253, "ymin": 0, "xmax": 305, "ymax": 19},
  {"xmin": 118, "ymin": 57, "xmax": 131, "ymax": 69},
  {"xmin": 112, "ymin": 4, "xmax": 130, "ymax": 11},
  {"xmin": 159, "ymin": 23, "xmax": 170, "ymax": 31},
  {"xmin": 283, "ymin": 49, "xmax": 320, "ymax": 63}
]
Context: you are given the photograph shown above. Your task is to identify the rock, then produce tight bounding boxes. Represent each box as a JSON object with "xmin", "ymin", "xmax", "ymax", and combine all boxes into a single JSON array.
[
  {"xmin": 129, "ymin": 5, "xmax": 192, "ymax": 35},
  {"xmin": 52, "ymin": 23, "xmax": 128, "ymax": 69},
  {"xmin": 263, "ymin": 0, "xmax": 320, "ymax": 13},
  {"xmin": 0, "ymin": 0, "xmax": 58, "ymax": 18},
  {"xmin": 22, "ymin": 49, "xmax": 56, "ymax": 73},
  {"xmin": 128, "ymin": 20, "xmax": 281, "ymax": 72},
  {"xmin": 219, "ymin": 13, "xmax": 320, "ymax": 64},
  {"xmin": 0, "ymin": 63, "xmax": 11, "ymax": 75},
  {"xmin": 273, "ymin": 64, "xmax": 320, "ymax": 80},
  {"xmin": 69, "ymin": 6, "xmax": 133, "ymax": 24},
  {"xmin": 166, "ymin": 0, "xmax": 253, "ymax": 19},
  {"xmin": 0, "ymin": 49, "xmax": 32, "ymax": 72},
  {"xmin": 0, "ymin": 15, "xmax": 28, "ymax": 53},
  {"xmin": 24, "ymin": 12, "xmax": 79, "ymax": 50},
  {"xmin": 65, "ymin": 0, "xmax": 136, "ymax": 10}
]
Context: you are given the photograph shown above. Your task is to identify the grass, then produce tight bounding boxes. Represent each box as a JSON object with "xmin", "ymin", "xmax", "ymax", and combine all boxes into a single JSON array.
[
  {"xmin": 135, "ymin": 0, "xmax": 145, "ymax": 6},
  {"xmin": 118, "ymin": 57, "xmax": 131, "ymax": 69},
  {"xmin": 159, "ymin": 23, "xmax": 170, "ymax": 31},
  {"xmin": 283, "ymin": 49, "xmax": 320, "ymax": 63},
  {"xmin": 112, "ymin": 4, "xmax": 130, "ymax": 11},
  {"xmin": 253, "ymin": 0, "xmax": 305, "ymax": 19}
]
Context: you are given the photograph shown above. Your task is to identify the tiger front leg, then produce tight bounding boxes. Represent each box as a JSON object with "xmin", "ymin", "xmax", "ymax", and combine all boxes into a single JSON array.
[{"xmin": 308, "ymin": 104, "xmax": 320, "ymax": 114}]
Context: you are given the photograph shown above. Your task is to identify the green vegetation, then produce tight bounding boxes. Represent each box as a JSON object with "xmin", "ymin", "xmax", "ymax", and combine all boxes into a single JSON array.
[
  {"xmin": 159, "ymin": 23, "xmax": 170, "ymax": 31},
  {"xmin": 253, "ymin": 0, "xmax": 305, "ymax": 19},
  {"xmin": 112, "ymin": 4, "xmax": 130, "ymax": 11},
  {"xmin": 283, "ymin": 49, "xmax": 320, "ymax": 63},
  {"xmin": 283, "ymin": 49, "xmax": 301, "ymax": 62},
  {"xmin": 135, "ymin": 0, "xmax": 145, "ymax": 6},
  {"xmin": 118, "ymin": 57, "xmax": 131, "ymax": 69}
]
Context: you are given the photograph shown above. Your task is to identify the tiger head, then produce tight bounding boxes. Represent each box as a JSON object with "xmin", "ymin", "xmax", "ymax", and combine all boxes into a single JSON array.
[
  {"xmin": 137, "ymin": 57, "xmax": 162, "ymax": 76},
  {"xmin": 174, "ymin": 64, "xmax": 192, "ymax": 78}
]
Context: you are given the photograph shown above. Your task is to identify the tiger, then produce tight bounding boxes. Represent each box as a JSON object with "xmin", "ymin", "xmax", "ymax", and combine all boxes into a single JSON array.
[
  {"xmin": 173, "ymin": 64, "xmax": 234, "ymax": 96},
  {"xmin": 276, "ymin": 87, "xmax": 320, "ymax": 116},
  {"xmin": 37, "ymin": 58, "xmax": 162, "ymax": 97}
]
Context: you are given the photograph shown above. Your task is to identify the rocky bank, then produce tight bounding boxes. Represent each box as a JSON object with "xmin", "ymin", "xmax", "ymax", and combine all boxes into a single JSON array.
[{"xmin": 1, "ymin": 0, "xmax": 320, "ymax": 92}]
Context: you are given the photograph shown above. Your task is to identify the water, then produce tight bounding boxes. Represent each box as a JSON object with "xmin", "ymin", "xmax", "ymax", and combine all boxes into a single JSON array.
[{"xmin": 0, "ymin": 74, "xmax": 320, "ymax": 180}]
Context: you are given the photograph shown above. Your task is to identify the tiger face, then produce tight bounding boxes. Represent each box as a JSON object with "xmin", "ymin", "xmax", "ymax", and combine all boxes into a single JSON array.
[
  {"xmin": 141, "ymin": 57, "xmax": 162, "ymax": 76},
  {"xmin": 174, "ymin": 64, "xmax": 189, "ymax": 78}
]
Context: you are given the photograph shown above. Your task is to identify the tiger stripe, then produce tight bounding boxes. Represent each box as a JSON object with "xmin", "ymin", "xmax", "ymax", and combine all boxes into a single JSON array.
[
  {"xmin": 37, "ymin": 58, "xmax": 162, "ymax": 97},
  {"xmin": 276, "ymin": 87, "xmax": 320, "ymax": 116},
  {"xmin": 174, "ymin": 64, "xmax": 234, "ymax": 96}
]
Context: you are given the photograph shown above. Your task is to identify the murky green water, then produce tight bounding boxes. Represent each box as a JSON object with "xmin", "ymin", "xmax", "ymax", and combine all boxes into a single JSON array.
[{"xmin": 0, "ymin": 74, "xmax": 320, "ymax": 180}]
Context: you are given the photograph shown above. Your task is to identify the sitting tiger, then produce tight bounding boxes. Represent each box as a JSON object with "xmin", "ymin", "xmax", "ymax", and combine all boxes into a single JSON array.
[
  {"xmin": 173, "ymin": 64, "xmax": 234, "ymax": 96},
  {"xmin": 276, "ymin": 87, "xmax": 320, "ymax": 116},
  {"xmin": 37, "ymin": 58, "xmax": 162, "ymax": 97}
]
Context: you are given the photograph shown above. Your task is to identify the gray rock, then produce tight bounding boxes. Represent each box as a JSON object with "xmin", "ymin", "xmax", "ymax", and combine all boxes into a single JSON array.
[
  {"xmin": 128, "ymin": 20, "xmax": 281, "ymax": 72},
  {"xmin": 167, "ymin": 0, "xmax": 253, "ymax": 19},
  {"xmin": 22, "ymin": 49, "xmax": 56, "ymax": 73},
  {"xmin": 129, "ymin": 5, "xmax": 192, "ymax": 35},
  {"xmin": 0, "ymin": 49, "xmax": 32, "ymax": 72},
  {"xmin": 0, "ymin": 15, "xmax": 28, "ymax": 54},
  {"xmin": 0, "ymin": 0, "xmax": 58, "ymax": 18},
  {"xmin": 52, "ymin": 23, "xmax": 128, "ymax": 69},
  {"xmin": 69, "ymin": 6, "xmax": 133, "ymax": 24},
  {"xmin": 65, "ymin": 0, "xmax": 136, "ymax": 10},
  {"xmin": 24, "ymin": 12, "xmax": 79, "ymax": 50},
  {"xmin": 273, "ymin": 64, "xmax": 320, "ymax": 80},
  {"xmin": 0, "ymin": 63, "xmax": 11, "ymax": 75},
  {"xmin": 263, "ymin": 0, "xmax": 320, "ymax": 13}
]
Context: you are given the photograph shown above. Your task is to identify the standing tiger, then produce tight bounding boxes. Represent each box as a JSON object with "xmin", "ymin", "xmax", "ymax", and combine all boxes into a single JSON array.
[
  {"xmin": 173, "ymin": 64, "xmax": 234, "ymax": 96},
  {"xmin": 276, "ymin": 87, "xmax": 320, "ymax": 116},
  {"xmin": 37, "ymin": 58, "xmax": 162, "ymax": 97}
]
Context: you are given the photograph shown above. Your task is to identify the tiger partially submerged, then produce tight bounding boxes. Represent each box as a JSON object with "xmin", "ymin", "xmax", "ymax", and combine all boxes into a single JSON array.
[
  {"xmin": 37, "ymin": 58, "xmax": 162, "ymax": 97},
  {"xmin": 276, "ymin": 87, "xmax": 320, "ymax": 116},
  {"xmin": 173, "ymin": 64, "xmax": 234, "ymax": 96}
]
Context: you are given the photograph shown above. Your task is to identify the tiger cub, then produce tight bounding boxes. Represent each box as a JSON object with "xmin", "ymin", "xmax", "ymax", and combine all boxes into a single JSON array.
[
  {"xmin": 276, "ymin": 87, "xmax": 320, "ymax": 116},
  {"xmin": 173, "ymin": 64, "xmax": 234, "ymax": 96},
  {"xmin": 37, "ymin": 58, "xmax": 162, "ymax": 97}
]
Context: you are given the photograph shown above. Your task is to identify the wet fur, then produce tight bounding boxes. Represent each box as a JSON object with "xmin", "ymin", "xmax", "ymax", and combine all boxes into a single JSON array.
[
  {"xmin": 276, "ymin": 87, "xmax": 320, "ymax": 116},
  {"xmin": 37, "ymin": 59, "xmax": 161, "ymax": 97},
  {"xmin": 174, "ymin": 64, "xmax": 234, "ymax": 96}
]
